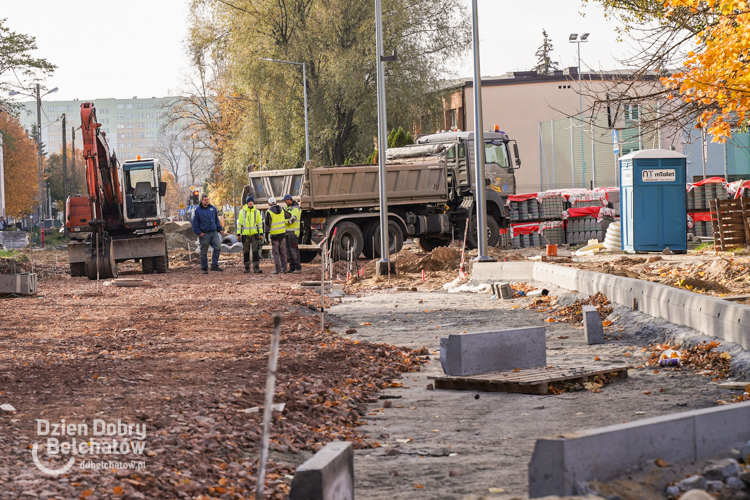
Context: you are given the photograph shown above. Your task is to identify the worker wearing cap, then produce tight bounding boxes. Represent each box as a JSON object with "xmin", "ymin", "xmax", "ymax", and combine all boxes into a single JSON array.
[
  {"xmin": 237, "ymin": 196, "xmax": 264, "ymax": 273},
  {"xmin": 264, "ymin": 197, "xmax": 291, "ymax": 274},
  {"xmin": 283, "ymin": 194, "xmax": 302, "ymax": 274}
]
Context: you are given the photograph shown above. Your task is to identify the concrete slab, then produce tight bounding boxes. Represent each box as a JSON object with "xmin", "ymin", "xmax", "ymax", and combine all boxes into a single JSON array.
[
  {"xmin": 439, "ymin": 327, "xmax": 546, "ymax": 376},
  {"xmin": 582, "ymin": 305, "xmax": 604, "ymax": 345},
  {"xmin": 528, "ymin": 401, "xmax": 750, "ymax": 497},
  {"xmin": 0, "ymin": 275, "xmax": 20, "ymax": 294},
  {"xmin": 289, "ymin": 441, "xmax": 354, "ymax": 500},
  {"xmin": 472, "ymin": 262, "xmax": 534, "ymax": 281}
]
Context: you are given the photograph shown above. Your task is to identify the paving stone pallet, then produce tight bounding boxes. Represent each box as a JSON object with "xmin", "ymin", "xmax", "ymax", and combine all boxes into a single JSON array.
[
  {"xmin": 565, "ymin": 216, "xmax": 613, "ymax": 245},
  {"xmin": 711, "ymin": 198, "xmax": 750, "ymax": 250},
  {"xmin": 689, "ymin": 183, "xmax": 729, "ymax": 211},
  {"xmin": 430, "ymin": 365, "xmax": 628, "ymax": 395}
]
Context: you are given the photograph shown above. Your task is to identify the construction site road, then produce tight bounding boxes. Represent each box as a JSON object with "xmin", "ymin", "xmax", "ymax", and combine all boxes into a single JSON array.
[{"xmin": 328, "ymin": 285, "xmax": 747, "ymax": 500}]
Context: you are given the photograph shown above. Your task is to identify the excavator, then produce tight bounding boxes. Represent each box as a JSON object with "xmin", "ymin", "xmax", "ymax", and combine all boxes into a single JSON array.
[{"xmin": 66, "ymin": 102, "xmax": 169, "ymax": 279}]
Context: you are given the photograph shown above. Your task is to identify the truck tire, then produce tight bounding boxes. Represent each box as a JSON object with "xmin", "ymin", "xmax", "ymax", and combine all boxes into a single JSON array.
[
  {"xmin": 300, "ymin": 250, "xmax": 318, "ymax": 263},
  {"xmin": 362, "ymin": 221, "xmax": 379, "ymax": 259},
  {"xmin": 69, "ymin": 263, "xmax": 85, "ymax": 277},
  {"xmin": 142, "ymin": 257, "xmax": 155, "ymax": 274},
  {"xmin": 154, "ymin": 252, "xmax": 168, "ymax": 273},
  {"xmin": 466, "ymin": 216, "xmax": 500, "ymax": 249},
  {"xmin": 332, "ymin": 222, "xmax": 364, "ymax": 261},
  {"xmin": 373, "ymin": 221, "xmax": 404, "ymax": 258},
  {"xmin": 418, "ymin": 237, "xmax": 449, "ymax": 252}
]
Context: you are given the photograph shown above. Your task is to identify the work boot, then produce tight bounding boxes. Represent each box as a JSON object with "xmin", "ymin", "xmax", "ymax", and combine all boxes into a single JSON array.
[
  {"xmin": 202, "ymin": 267, "xmax": 208, "ymax": 274},
  {"xmin": 271, "ymin": 269, "xmax": 281, "ymax": 275},
  {"xmin": 211, "ymin": 265, "xmax": 224, "ymax": 272},
  {"xmin": 243, "ymin": 266, "xmax": 250, "ymax": 274},
  {"xmin": 253, "ymin": 265, "xmax": 262, "ymax": 274},
  {"xmin": 293, "ymin": 269, "xmax": 302, "ymax": 274}
]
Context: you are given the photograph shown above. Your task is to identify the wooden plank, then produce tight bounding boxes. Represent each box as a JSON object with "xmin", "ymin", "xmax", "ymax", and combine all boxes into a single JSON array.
[
  {"xmin": 742, "ymin": 198, "xmax": 750, "ymax": 243},
  {"xmin": 713, "ymin": 201, "xmax": 726, "ymax": 251}
]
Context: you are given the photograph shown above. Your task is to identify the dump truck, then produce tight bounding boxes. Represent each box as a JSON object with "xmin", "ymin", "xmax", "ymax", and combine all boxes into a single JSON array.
[
  {"xmin": 242, "ymin": 130, "xmax": 521, "ymax": 261},
  {"xmin": 66, "ymin": 102, "xmax": 169, "ymax": 279}
]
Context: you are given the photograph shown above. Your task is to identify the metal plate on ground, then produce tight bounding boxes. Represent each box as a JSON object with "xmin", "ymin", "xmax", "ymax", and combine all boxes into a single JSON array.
[{"xmin": 429, "ymin": 365, "xmax": 628, "ymax": 395}]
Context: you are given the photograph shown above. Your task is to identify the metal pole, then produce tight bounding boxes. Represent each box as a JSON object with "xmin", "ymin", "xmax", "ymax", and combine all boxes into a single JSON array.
[
  {"xmin": 538, "ymin": 121, "xmax": 543, "ymax": 191},
  {"xmin": 257, "ymin": 98, "xmax": 263, "ymax": 167},
  {"xmin": 551, "ymin": 119, "xmax": 555, "ymax": 189},
  {"xmin": 375, "ymin": 0, "xmax": 392, "ymax": 274},
  {"xmin": 0, "ymin": 134, "xmax": 4, "ymax": 218},
  {"xmin": 71, "ymin": 126, "xmax": 76, "ymax": 195},
  {"xmin": 255, "ymin": 315, "xmax": 282, "ymax": 500},
  {"xmin": 570, "ymin": 117, "xmax": 575, "ymax": 188},
  {"xmin": 62, "ymin": 114, "xmax": 67, "ymax": 234},
  {"xmin": 302, "ymin": 63, "xmax": 310, "ymax": 162},
  {"xmin": 701, "ymin": 128, "xmax": 707, "ymax": 180},
  {"xmin": 591, "ymin": 126, "xmax": 596, "ymax": 188},
  {"xmin": 470, "ymin": 0, "xmax": 493, "ymax": 262},
  {"xmin": 36, "ymin": 84, "xmax": 43, "ymax": 237},
  {"xmin": 723, "ymin": 140, "xmax": 728, "ymax": 180},
  {"xmin": 578, "ymin": 42, "xmax": 586, "ymax": 188}
]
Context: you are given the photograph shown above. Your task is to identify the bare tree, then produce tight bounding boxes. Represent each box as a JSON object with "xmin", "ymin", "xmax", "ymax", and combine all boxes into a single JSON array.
[{"xmin": 153, "ymin": 130, "xmax": 213, "ymax": 188}]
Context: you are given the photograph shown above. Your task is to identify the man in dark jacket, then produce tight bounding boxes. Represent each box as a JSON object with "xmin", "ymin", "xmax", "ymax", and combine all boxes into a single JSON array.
[
  {"xmin": 191, "ymin": 194, "xmax": 228, "ymax": 274},
  {"xmin": 264, "ymin": 197, "xmax": 291, "ymax": 274}
]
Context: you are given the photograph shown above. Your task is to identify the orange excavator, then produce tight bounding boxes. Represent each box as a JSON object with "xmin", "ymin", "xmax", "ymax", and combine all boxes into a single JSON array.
[{"xmin": 66, "ymin": 102, "xmax": 169, "ymax": 279}]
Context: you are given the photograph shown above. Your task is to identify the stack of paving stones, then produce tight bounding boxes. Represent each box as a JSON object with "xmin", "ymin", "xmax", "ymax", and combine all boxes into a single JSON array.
[
  {"xmin": 509, "ymin": 198, "xmax": 540, "ymax": 222},
  {"xmin": 565, "ymin": 216, "xmax": 614, "ymax": 244},
  {"xmin": 692, "ymin": 219, "xmax": 715, "ymax": 238},
  {"xmin": 539, "ymin": 221, "xmax": 565, "ymax": 246},
  {"xmin": 689, "ymin": 182, "xmax": 729, "ymax": 211},
  {"xmin": 511, "ymin": 230, "xmax": 543, "ymax": 248},
  {"xmin": 539, "ymin": 195, "xmax": 566, "ymax": 220},
  {"xmin": 607, "ymin": 190, "xmax": 621, "ymax": 217},
  {"xmin": 665, "ymin": 450, "xmax": 750, "ymax": 498}
]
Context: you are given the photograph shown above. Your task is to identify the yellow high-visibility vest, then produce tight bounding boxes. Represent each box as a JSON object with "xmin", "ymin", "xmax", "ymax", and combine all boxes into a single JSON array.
[
  {"xmin": 237, "ymin": 206, "xmax": 263, "ymax": 236},
  {"xmin": 285, "ymin": 206, "xmax": 301, "ymax": 236},
  {"xmin": 269, "ymin": 209, "xmax": 286, "ymax": 235}
]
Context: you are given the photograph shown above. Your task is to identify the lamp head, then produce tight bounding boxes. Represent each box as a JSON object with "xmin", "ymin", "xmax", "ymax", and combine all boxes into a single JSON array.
[
  {"xmin": 569, "ymin": 33, "xmax": 578, "ymax": 42},
  {"xmin": 48, "ymin": 87, "xmax": 59, "ymax": 94},
  {"xmin": 580, "ymin": 33, "xmax": 590, "ymax": 42},
  {"xmin": 8, "ymin": 91, "xmax": 19, "ymax": 96}
]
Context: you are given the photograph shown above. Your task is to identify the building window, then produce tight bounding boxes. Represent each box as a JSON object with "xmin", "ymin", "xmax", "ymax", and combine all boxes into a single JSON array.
[
  {"xmin": 128, "ymin": 153, "xmax": 135, "ymax": 158},
  {"xmin": 126, "ymin": 113, "xmax": 133, "ymax": 119},
  {"xmin": 118, "ymin": 143, "xmax": 126, "ymax": 148},
  {"xmin": 146, "ymin": 113, "xmax": 153, "ymax": 118},
  {"xmin": 625, "ymin": 104, "xmax": 639, "ymax": 121},
  {"xmin": 146, "ymin": 123, "xmax": 154, "ymax": 128},
  {"xmin": 157, "ymin": 141, "xmax": 164, "ymax": 147},
  {"xmin": 117, "ymin": 133, "xmax": 125, "ymax": 139},
  {"xmin": 127, "ymin": 123, "xmax": 133, "ymax": 129},
  {"xmin": 137, "ymin": 104, "xmax": 143, "ymax": 109},
  {"xmin": 137, "ymin": 122, "xmax": 144, "ymax": 128},
  {"xmin": 147, "ymin": 132, "xmax": 154, "ymax": 138},
  {"xmin": 127, "ymin": 133, "xmax": 134, "ymax": 139},
  {"xmin": 126, "ymin": 104, "xmax": 133, "ymax": 109},
  {"xmin": 117, "ymin": 124, "xmax": 125, "ymax": 129},
  {"xmin": 147, "ymin": 141, "xmax": 154, "ymax": 147},
  {"xmin": 117, "ymin": 114, "xmax": 125, "ymax": 119},
  {"xmin": 138, "ymin": 133, "xmax": 145, "ymax": 138},
  {"xmin": 137, "ymin": 113, "xmax": 144, "ymax": 118},
  {"xmin": 145, "ymin": 103, "xmax": 153, "ymax": 109},
  {"xmin": 100, "ymin": 108, "xmax": 109, "ymax": 114},
  {"xmin": 116, "ymin": 104, "xmax": 124, "ymax": 110},
  {"xmin": 56, "ymin": 106, "xmax": 64, "ymax": 111},
  {"xmin": 138, "ymin": 142, "xmax": 145, "ymax": 148},
  {"xmin": 47, "ymin": 106, "xmax": 54, "ymax": 112},
  {"xmin": 156, "ymin": 113, "xmax": 164, "ymax": 118},
  {"xmin": 156, "ymin": 132, "xmax": 164, "ymax": 138},
  {"xmin": 67, "ymin": 105, "xmax": 74, "ymax": 111},
  {"xmin": 127, "ymin": 143, "xmax": 133, "ymax": 148}
]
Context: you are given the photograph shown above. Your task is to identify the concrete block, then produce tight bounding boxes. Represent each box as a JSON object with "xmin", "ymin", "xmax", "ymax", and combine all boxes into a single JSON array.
[
  {"xmin": 491, "ymin": 282, "xmax": 513, "ymax": 300},
  {"xmin": 582, "ymin": 305, "xmax": 604, "ymax": 345},
  {"xmin": 440, "ymin": 327, "xmax": 546, "ymax": 376},
  {"xmin": 528, "ymin": 401, "xmax": 750, "ymax": 498},
  {"xmin": 0, "ymin": 275, "xmax": 20, "ymax": 294},
  {"xmin": 471, "ymin": 262, "xmax": 504, "ymax": 280},
  {"xmin": 289, "ymin": 441, "xmax": 353, "ymax": 500},
  {"xmin": 17, "ymin": 273, "xmax": 37, "ymax": 295}
]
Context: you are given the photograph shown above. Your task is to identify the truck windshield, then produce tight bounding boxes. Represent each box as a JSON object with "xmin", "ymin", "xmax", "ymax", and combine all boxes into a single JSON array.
[{"xmin": 485, "ymin": 143, "xmax": 509, "ymax": 167}]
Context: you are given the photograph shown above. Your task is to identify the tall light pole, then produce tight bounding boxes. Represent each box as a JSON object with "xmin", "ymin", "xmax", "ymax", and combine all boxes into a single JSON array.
[
  {"xmin": 470, "ymin": 0, "xmax": 494, "ymax": 262},
  {"xmin": 259, "ymin": 58, "xmax": 310, "ymax": 162},
  {"xmin": 570, "ymin": 33, "xmax": 588, "ymax": 188},
  {"xmin": 0, "ymin": 133, "xmax": 5, "ymax": 219},
  {"xmin": 9, "ymin": 85, "xmax": 58, "ymax": 244}
]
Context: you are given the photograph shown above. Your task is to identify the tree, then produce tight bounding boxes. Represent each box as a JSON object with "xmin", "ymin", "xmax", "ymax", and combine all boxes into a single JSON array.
[
  {"xmin": 186, "ymin": 0, "xmax": 470, "ymax": 181},
  {"xmin": 0, "ymin": 19, "xmax": 56, "ymax": 113},
  {"xmin": 154, "ymin": 130, "xmax": 213, "ymax": 188},
  {"xmin": 0, "ymin": 111, "xmax": 38, "ymax": 216},
  {"xmin": 46, "ymin": 149, "xmax": 85, "ymax": 210},
  {"xmin": 532, "ymin": 29, "xmax": 559, "ymax": 75},
  {"xmin": 388, "ymin": 126, "xmax": 414, "ymax": 148},
  {"xmin": 161, "ymin": 172, "xmax": 186, "ymax": 217}
]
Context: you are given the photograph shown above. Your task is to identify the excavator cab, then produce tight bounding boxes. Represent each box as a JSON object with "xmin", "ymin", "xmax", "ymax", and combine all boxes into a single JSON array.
[{"xmin": 121, "ymin": 158, "xmax": 166, "ymax": 226}]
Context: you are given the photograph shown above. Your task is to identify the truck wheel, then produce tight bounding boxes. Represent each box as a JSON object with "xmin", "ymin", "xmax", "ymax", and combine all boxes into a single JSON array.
[
  {"xmin": 418, "ymin": 237, "xmax": 449, "ymax": 252},
  {"xmin": 69, "ymin": 263, "xmax": 85, "ymax": 277},
  {"xmin": 362, "ymin": 221, "xmax": 379, "ymax": 259},
  {"xmin": 466, "ymin": 216, "xmax": 500, "ymax": 249},
  {"xmin": 300, "ymin": 250, "xmax": 318, "ymax": 263},
  {"xmin": 373, "ymin": 221, "xmax": 404, "ymax": 258},
  {"xmin": 154, "ymin": 252, "xmax": 168, "ymax": 273},
  {"xmin": 332, "ymin": 222, "xmax": 364, "ymax": 261},
  {"xmin": 142, "ymin": 257, "xmax": 155, "ymax": 274}
]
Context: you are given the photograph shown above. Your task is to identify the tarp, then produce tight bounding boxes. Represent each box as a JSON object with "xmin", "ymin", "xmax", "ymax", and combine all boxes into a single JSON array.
[
  {"xmin": 539, "ymin": 220, "xmax": 564, "ymax": 233},
  {"xmin": 689, "ymin": 212, "xmax": 713, "ymax": 222},
  {"xmin": 727, "ymin": 180, "xmax": 750, "ymax": 199},
  {"xmin": 510, "ymin": 222, "xmax": 539, "ymax": 238},
  {"xmin": 563, "ymin": 206, "xmax": 616, "ymax": 222},
  {"xmin": 687, "ymin": 177, "xmax": 726, "ymax": 192},
  {"xmin": 507, "ymin": 192, "xmax": 539, "ymax": 203}
]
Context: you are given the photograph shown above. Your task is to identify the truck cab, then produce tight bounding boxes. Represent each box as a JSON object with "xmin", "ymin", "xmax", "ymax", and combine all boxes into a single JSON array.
[{"xmin": 120, "ymin": 157, "xmax": 167, "ymax": 232}]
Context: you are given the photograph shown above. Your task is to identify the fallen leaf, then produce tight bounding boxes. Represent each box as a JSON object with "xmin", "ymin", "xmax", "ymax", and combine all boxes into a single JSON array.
[
  {"xmin": 643, "ymin": 391, "xmax": 651, "ymax": 395},
  {"xmin": 489, "ymin": 487, "xmax": 505, "ymax": 493},
  {"xmin": 513, "ymin": 367, "xmax": 520, "ymax": 373},
  {"xmin": 414, "ymin": 485, "xmax": 424, "ymax": 489},
  {"xmin": 113, "ymin": 486, "xmax": 124, "ymax": 495},
  {"xmin": 594, "ymin": 356, "xmax": 600, "ymax": 361},
  {"xmin": 655, "ymin": 458, "xmax": 669, "ymax": 468}
]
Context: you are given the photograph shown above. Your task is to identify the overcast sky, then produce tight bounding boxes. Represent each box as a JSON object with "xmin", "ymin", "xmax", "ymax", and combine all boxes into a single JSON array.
[{"xmin": 4, "ymin": 0, "xmax": 632, "ymax": 102}]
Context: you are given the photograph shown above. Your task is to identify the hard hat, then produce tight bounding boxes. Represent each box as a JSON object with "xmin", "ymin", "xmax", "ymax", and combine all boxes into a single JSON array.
[
  {"xmin": 246, "ymin": 196, "xmax": 254, "ymax": 203},
  {"xmin": 268, "ymin": 197, "xmax": 277, "ymax": 205},
  {"xmin": 282, "ymin": 194, "xmax": 293, "ymax": 201}
]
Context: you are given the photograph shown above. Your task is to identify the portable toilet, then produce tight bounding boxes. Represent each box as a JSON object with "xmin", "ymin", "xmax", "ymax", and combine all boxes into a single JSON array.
[{"xmin": 620, "ymin": 149, "xmax": 687, "ymax": 253}]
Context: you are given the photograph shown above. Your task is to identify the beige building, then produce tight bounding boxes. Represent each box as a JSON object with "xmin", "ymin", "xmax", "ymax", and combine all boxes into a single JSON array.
[{"xmin": 441, "ymin": 69, "xmax": 680, "ymax": 193}]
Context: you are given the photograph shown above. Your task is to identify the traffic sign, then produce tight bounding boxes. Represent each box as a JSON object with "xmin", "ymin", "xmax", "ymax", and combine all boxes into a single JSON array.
[
  {"xmin": 612, "ymin": 130, "xmax": 620, "ymax": 154},
  {"xmin": 189, "ymin": 186, "xmax": 195, "ymax": 192},
  {"xmin": 179, "ymin": 209, "xmax": 186, "ymax": 216},
  {"xmin": 178, "ymin": 202, "xmax": 186, "ymax": 210}
]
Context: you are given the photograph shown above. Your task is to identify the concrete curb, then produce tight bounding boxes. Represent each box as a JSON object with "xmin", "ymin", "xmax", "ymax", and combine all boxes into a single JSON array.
[
  {"xmin": 473, "ymin": 261, "xmax": 750, "ymax": 351},
  {"xmin": 289, "ymin": 441, "xmax": 353, "ymax": 500},
  {"xmin": 528, "ymin": 401, "xmax": 750, "ymax": 497}
]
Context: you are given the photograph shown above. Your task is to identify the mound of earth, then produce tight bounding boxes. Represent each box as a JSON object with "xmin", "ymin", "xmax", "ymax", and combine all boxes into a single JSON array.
[{"xmin": 163, "ymin": 221, "xmax": 195, "ymax": 239}]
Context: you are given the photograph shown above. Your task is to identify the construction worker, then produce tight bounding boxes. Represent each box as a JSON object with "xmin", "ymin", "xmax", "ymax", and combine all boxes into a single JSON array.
[
  {"xmin": 191, "ymin": 193, "xmax": 228, "ymax": 274},
  {"xmin": 264, "ymin": 197, "xmax": 290, "ymax": 274},
  {"xmin": 237, "ymin": 196, "xmax": 264, "ymax": 273},
  {"xmin": 283, "ymin": 194, "xmax": 302, "ymax": 274}
]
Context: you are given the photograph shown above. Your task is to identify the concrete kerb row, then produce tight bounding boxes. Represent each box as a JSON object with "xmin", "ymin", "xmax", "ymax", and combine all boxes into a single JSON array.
[
  {"xmin": 473, "ymin": 261, "xmax": 750, "ymax": 351},
  {"xmin": 289, "ymin": 441, "xmax": 354, "ymax": 500},
  {"xmin": 528, "ymin": 401, "xmax": 750, "ymax": 497}
]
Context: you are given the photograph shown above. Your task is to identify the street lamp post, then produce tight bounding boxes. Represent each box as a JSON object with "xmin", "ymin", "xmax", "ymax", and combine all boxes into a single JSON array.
[
  {"xmin": 259, "ymin": 58, "xmax": 310, "ymax": 162},
  {"xmin": 470, "ymin": 0, "xmax": 494, "ymax": 263},
  {"xmin": 9, "ymin": 84, "xmax": 58, "ymax": 246},
  {"xmin": 570, "ymin": 33, "xmax": 589, "ymax": 188}
]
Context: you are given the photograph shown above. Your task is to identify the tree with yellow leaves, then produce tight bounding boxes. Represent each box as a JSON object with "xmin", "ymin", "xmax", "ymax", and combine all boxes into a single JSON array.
[{"xmin": 1, "ymin": 111, "xmax": 38, "ymax": 216}]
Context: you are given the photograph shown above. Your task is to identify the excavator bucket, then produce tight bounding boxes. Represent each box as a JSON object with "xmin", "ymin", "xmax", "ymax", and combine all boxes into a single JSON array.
[{"xmin": 85, "ymin": 232, "xmax": 118, "ymax": 280}]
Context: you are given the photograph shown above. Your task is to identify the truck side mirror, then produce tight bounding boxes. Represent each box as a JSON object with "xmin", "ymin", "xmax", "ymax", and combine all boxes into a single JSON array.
[
  {"xmin": 159, "ymin": 182, "xmax": 167, "ymax": 197},
  {"xmin": 513, "ymin": 143, "xmax": 522, "ymax": 168}
]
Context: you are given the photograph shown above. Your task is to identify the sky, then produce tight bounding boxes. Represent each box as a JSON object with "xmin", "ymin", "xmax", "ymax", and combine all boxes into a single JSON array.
[{"xmin": 4, "ymin": 0, "xmax": 633, "ymax": 102}]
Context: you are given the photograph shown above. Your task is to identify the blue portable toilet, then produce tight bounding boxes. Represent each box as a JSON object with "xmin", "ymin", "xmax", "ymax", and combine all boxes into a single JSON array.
[{"xmin": 620, "ymin": 149, "xmax": 687, "ymax": 253}]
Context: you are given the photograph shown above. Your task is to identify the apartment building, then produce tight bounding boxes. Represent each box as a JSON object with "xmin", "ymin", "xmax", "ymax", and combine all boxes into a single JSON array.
[{"xmin": 16, "ymin": 96, "xmax": 178, "ymax": 160}]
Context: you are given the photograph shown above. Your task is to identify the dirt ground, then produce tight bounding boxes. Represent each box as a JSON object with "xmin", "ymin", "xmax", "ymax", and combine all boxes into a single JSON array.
[{"xmin": 327, "ymin": 283, "xmax": 750, "ymax": 500}]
